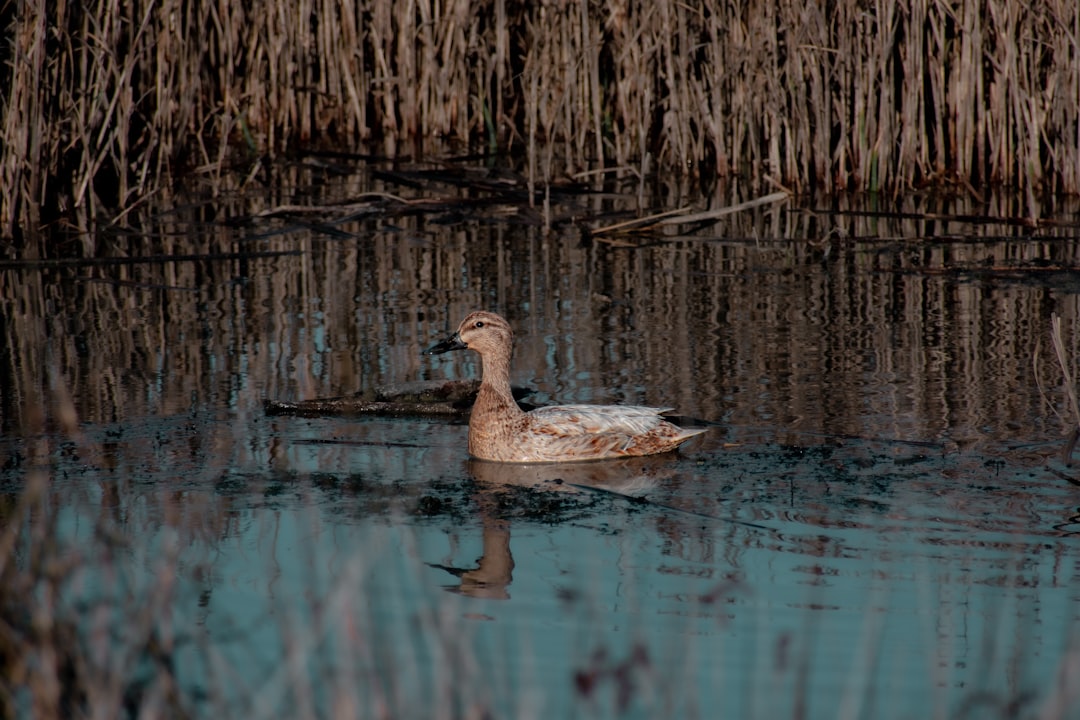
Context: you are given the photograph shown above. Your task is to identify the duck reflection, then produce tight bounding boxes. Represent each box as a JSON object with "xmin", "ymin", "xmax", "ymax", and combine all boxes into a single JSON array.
[
  {"xmin": 428, "ymin": 455, "xmax": 681, "ymax": 599},
  {"xmin": 466, "ymin": 455, "xmax": 676, "ymax": 495},
  {"xmin": 427, "ymin": 513, "xmax": 515, "ymax": 599}
]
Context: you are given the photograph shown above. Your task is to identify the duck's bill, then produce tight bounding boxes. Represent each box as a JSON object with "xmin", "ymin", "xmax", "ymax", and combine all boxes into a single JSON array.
[{"xmin": 423, "ymin": 333, "xmax": 468, "ymax": 355}]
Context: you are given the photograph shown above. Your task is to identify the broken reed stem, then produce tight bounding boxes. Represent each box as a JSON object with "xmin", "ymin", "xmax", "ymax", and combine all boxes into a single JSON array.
[
  {"xmin": 591, "ymin": 191, "xmax": 789, "ymax": 236},
  {"xmin": 1049, "ymin": 314, "xmax": 1080, "ymax": 463},
  {"xmin": 655, "ymin": 192, "xmax": 790, "ymax": 226},
  {"xmin": 591, "ymin": 206, "xmax": 694, "ymax": 236},
  {"xmin": 2, "ymin": 0, "xmax": 1078, "ymax": 239},
  {"xmin": 1050, "ymin": 314, "xmax": 1080, "ymax": 425}
]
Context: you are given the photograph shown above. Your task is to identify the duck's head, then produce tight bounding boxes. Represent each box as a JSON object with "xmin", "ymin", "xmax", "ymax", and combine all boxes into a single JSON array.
[{"xmin": 423, "ymin": 311, "xmax": 514, "ymax": 357}]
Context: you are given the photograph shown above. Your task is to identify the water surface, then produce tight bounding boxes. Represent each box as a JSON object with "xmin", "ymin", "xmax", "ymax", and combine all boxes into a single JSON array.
[{"xmin": 3, "ymin": 161, "xmax": 1080, "ymax": 718}]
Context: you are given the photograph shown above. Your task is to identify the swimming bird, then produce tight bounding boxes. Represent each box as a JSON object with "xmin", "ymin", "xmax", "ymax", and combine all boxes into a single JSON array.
[{"xmin": 423, "ymin": 311, "xmax": 706, "ymax": 462}]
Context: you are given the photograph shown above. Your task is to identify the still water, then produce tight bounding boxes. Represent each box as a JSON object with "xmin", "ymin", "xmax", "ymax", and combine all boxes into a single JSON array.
[{"xmin": 3, "ymin": 160, "xmax": 1080, "ymax": 718}]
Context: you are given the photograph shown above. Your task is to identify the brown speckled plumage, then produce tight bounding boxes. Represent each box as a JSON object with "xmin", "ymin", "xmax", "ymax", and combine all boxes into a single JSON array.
[{"xmin": 424, "ymin": 311, "xmax": 706, "ymax": 462}]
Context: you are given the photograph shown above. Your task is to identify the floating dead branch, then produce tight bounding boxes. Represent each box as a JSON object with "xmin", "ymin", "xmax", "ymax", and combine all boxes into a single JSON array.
[
  {"xmin": 589, "ymin": 207, "xmax": 694, "ymax": 236},
  {"xmin": 913, "ymin": 264, "xmax": 1080, "ymax": 276},
  {"xmin": 231, "ymin": 163, "xmax": 617, "ymax": 233},
  {"xmin": 589, "ymin": 191, "xmax": 788, "ymax": 237},
  {"xmin": 264, "ymin": 380, "xmax": 535, "ymax": 418},
  {"xmin": 818, "ymin": 208, "xmax": 1049, "ymax": 229},
  {"xmin": 253, "ymin": 193, "xmax": 411, "ymax": 218},
  {"xmin": 265, "ymin": 397, "xmax": 466, "ymax": 417},
  {"xmin": 0, "ymin": 249, "xmax": 301, "ymax": 270},
  {"xmin": 653, "ymin": 192, "xmax": 790, "ymax": 227}
]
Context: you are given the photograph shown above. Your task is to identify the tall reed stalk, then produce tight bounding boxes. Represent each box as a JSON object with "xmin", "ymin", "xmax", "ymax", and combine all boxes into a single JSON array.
[{"xmin": 1, "ymin": 0, "xmax": 1077, "ymax": 241}]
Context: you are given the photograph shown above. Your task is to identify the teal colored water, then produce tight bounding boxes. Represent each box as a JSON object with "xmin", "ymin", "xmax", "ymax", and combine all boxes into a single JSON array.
[{"xmin": 2, "ymin": 166, "xmax": 1080, "ymax": 718}]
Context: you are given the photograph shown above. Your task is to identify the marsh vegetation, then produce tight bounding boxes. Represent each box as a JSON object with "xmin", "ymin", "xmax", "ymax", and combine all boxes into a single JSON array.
[
  {"xmin": 3, "ymin": 1, "xmax": 1080, "ymax": 717},
  {"xmin": 2, "ymin": 0, "xmax": 1078, "ymax": 239}
]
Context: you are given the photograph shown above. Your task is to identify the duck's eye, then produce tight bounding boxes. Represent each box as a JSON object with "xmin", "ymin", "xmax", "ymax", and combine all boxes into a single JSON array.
[{"xmin": 475, "ymin": 321, "xmax": 484, "ymax": 328}]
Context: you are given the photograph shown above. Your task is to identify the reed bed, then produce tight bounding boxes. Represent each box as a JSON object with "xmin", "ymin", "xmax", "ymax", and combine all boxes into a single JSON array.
[{"xmin": 1, "ymin": 0, "xmax": 1078, "ymax": 239}]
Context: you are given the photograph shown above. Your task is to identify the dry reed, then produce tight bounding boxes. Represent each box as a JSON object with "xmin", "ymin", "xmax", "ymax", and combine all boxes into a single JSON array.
[
  {"xmin": 1044, "ymin": 313, "xmax": 1080, "ymax": 463},
  {"xmin": 1, "ymin": 0, "xmax": 1077, "ymax": 241}
]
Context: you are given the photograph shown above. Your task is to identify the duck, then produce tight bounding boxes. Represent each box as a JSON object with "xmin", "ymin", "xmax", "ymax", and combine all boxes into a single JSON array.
[{"xmin": 423, "ymin": 311, "xmax": 706, "ymax": 462}]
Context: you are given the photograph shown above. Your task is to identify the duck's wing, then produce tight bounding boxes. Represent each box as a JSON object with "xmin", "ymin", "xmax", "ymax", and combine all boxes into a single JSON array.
[
  {"xmin": 527, "ymin": 404, "xmax": 675, "ymax": 437},
  {"xmin": 523, "ymin": 405, "xmax": 705, "ymax": 461}
]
